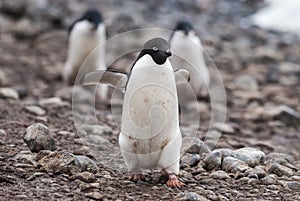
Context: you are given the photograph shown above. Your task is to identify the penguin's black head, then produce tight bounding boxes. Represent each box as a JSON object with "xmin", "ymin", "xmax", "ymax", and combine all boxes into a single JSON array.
[
  {"xmin": 82, "ymin": 9, "xmax": 103, "ymax": 29},
  {"xmin": 174, "ymin": 21, "xmax": 193, "ymax": 36},
  {"xmin": 137, "ymin": 38, "xmax": 172, "ymax": 65}
]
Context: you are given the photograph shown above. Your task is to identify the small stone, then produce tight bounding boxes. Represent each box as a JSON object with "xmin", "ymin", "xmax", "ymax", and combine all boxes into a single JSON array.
[
  {"xmin": 266, "ymin": 161, "xmax": 295, "ymax": 177},
  {"xmin": 70, "ymin": 172, "xmax": 95, "ymax": 183},
  {"xmin": 190, "ymin": 154, "xmax": 201, "ymax": 167},
  {"xmin": 0, "ymin": 129, "xmax": 6, "ymax": 135},
  {"xmin": 261, "ymin": 174, "xmax": 277, "ymax": 185},
  {"xmin": 85, "ymin": 191, "xmax": 103, "ymax": 200},
  {"xmin": 230, "ymin": 147, "xmax": 265, "ymax": 167},
  {"xmin": 0, "ymin": 87, "xmax": 19, "ymax": 99},
  {"xmin": 222, "ymin": 157, "xmax": 249, "ymax": 173},
  {"xmin": 80, "ymin": 182, "xmax": 101, "ymax": 191},
  {"xmin": 24, "ymin": 123, "xmax": 56, "ymax": 153},
  {"xmin": 234, "ymin": 75, "xmax": 258, "ymax": 91},
  {"xmin": 187, "ymin": 138, "xmax": 210, "ymax": 155},
  {"xmin": 74, "ymin": 155, "xmax": 98, "ymax": 174},
  {"xmin": 211, "ymin": 122, "xmax": 234, "ymax": 134},
  {"xmin": 39, "ymin": 97, "xmax": 69, "ymax": 107},
  {"xmin": 209, "ymin": 170, "xmax": 230, "ymax": 180},
  {"xmin": 283, "ymin": 181, "xmax": 300, "ymax": 191},
  {"xmin": 25, "ymin": 105, "xmax": 46, "ymax": 116},
  {"xmin": 78, "ymin": 124, "xmax": 113, "ymax": 136},
  {"xmin": 184, "ymin": 192, "xmax": 209, "ymax": 201}
]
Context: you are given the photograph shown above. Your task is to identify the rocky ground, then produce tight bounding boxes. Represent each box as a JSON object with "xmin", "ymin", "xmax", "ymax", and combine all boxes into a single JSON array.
[{"xmin": 0, "ymin": 0, "xmax": 300, "ymax": 200}]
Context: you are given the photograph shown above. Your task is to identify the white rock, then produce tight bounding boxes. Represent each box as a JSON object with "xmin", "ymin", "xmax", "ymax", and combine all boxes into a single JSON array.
[
  {"xmin": 39, "ymin": 97, "xmax": 69, "ymax": 107},
  {"xmin": 25, "ymin": 105, "xmax": 46, "ymax": 116},
  {"xmin": 0, "ymin": 88, "xmax": 19, "ymax": 99}
]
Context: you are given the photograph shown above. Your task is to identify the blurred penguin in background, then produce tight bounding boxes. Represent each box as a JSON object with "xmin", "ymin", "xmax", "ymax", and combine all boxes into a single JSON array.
[
  {"xmin": 63, "ymin": 9, "xmax": 108, "ymax": 100},
  {"xmin": 169, "ymin": 21, "xmax": 210, "ymax": 103}
]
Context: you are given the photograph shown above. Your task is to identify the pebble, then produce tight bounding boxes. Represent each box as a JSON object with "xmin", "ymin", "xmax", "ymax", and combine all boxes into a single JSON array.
[
  {"xmin": 283, "ymin": 181, "xmax": 300, "ymax": 191},
  {"xmin": 184, "ymin": 192, "xmax": 209, "ymax": 201},
  {"xmin": 24, "ymin": 123, "xmax": 56, "ymax": 153},
  {"xmin": 230, "ymin": 147, "xmax": 265, "ymax": 167},
  {"xmin": 78, "ymin": 124, "xmax": 113, "ymax": 136},
  {"xmin": 74, "ymin": 155, "xmax": 98, "ymax": 174},
  {"xmin": 80, "ymin": 182, "xmax": 101, "ymax": 191},
  {"xmin": 234, "ymin": 75, "xmax": 258, "ymax": 91},
  {"xmin": 25, "ymin": 105, "xmax": 46, "ymax": 116},
  {"xmin": 0, "ymin": 129, "xmax": 6, "ymax": 135},
  {"xmin": 222, "ymin": 156, "xmax": 249, "ymax": 173},
  {"xmin": 187, "ymin": 138, "xmax": 210, "ymax": 155},
  {"xmin": 209, "ymin": 170, "xmax": 230, "ymax": 180},
  {"xmin": 190, "ymin": 154, "xmax": 201, "ymax": 167},
  {"xmin": 266, "ymin": 161, "xmax": 295, "ymax": 177},
  {"xmin": 39, "ymin": 97, "xmax": 69, "ymax": 107},
  {"xmin": 203, "ymin": 150, "xmax": 223, "ymax": 171},
  {"xmin": 261, "ymin": 174, "xmax": 277, "ymax": 185},
  {"xmin": 0, "ymin": 87, "xmax": 19, "ymax": 99},
  {"xmin": 70, "ymin": 172, "xmax": 95, "ymax": 183},
  {"xmin": 85, "ymin": 191, "xmax": 103, "ymax": 200}
]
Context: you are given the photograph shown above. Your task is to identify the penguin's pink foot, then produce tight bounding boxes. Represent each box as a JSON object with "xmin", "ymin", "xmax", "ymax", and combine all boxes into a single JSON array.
[
  {"xmin": 129, "ymin": 174, "xmax": 145, "ymax": 182},
  {"xmin": 166, "ymin": 174, "xmax": 183, "ymax": 187}
]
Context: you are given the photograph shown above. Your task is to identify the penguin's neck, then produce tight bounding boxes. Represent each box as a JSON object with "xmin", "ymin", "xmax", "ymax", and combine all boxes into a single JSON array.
[{"xmin": 132, "ymin": 55, "xmax": 172, "ymax": 72}]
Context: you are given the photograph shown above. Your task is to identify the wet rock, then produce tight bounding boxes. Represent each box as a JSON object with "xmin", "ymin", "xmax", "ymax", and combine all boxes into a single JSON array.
[
  {"xmin": 24, "ymin": 123, "xmax": 56, "ymax": 153},
  {"xmin": 36, "ymin": 150, "xmax": 97, "ymax": 175},
  {"xmin": 189, "ymin": 154, "xmax": 201, "ymax": 167},
  {"xmin": 283, "ymin": 181, "xmax": 300, "ymax": 191},
  {"xmin": 261, "ymin": 174, "xmax": 277, "ymax": 185},
  {"xmin": 39, "ymin": 97, "xmax": 69, "ymax": 107},
  {"xmin": 85, "ymin": 191, "xmax": 103, "ymax": 200},
  {"xmin": 230, "ymin": 147, "xmax": 265, "ymax": 167},
  {"xmin": 0, "ymin": 87, "xmax": 19, "ymax": 99},
  {"xmin": 209, "ymin": 170, "xmax": 230, "ymax": 180},
  {"xmin": 234, "ymin": 75, "xmax": 258, "ymax": 91},
  {"xmin": 70, "ymin": 171, "xmax": 95, "ymax": 183},
  {"xmin": 25, "ymin": 105, "xmax": 46, "ymax": 116},
  {"xmin": 184, "ymin": 192, "xmax": 209, "ymax": 201},
  {"xmin": 203, "ymin": 149, "xmax": 233, "ymax": 171},
  {"xmin": 187, "ymin": 138, "xmax": 210, "ymax": 155},
  {"xmin": 266, "ymin": 161, "xmax": 295, "ymax": 177},
  {"xmin": 222, "ymin": 156, "xmax": 250, "ymax": 173}
]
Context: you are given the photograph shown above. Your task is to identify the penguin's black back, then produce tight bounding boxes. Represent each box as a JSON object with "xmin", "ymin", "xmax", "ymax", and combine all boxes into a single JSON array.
[{"xmin": 68, "ymin": 9, "xmax": 103, "ymax": 34}]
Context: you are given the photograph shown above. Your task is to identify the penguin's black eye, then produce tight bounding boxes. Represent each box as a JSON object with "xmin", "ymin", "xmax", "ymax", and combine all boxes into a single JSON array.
[{"xmin": 152, "ymin": 47, "xmax": 158, "ymax": 52}]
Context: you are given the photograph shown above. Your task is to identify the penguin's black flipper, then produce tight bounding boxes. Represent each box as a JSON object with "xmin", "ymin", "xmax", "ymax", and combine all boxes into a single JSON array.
[
  {"xmin": 174, "ymin": 69, "xmax": 190, "ymax": 85},
  {"xmin": 80, "ymin": 69, "xmax": 128, "ymax": 89}
]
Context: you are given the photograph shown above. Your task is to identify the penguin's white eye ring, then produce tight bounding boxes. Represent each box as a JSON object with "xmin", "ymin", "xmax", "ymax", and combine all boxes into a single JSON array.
[{"xmin": 152, "ymin": 47, "xmax": 158, "ymax": 52}]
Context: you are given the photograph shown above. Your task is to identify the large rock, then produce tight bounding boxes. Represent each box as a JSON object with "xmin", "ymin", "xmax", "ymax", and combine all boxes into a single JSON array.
[
  {"xmin": 24, "ymin": 123, "xmax": 56, "ymax": 153},
  {"xmin": 203, "ymin": 149, "xmax": 232, "ymax": 171},
  {"xmin": 222, "ymin": 156, "xmax": 250, "ymax": 173}
]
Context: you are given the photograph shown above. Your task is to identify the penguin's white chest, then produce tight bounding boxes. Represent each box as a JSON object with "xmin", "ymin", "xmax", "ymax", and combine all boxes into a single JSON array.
[{"xmin": 120, "ymin": 55, "xmax": 180, "ymax": 157}]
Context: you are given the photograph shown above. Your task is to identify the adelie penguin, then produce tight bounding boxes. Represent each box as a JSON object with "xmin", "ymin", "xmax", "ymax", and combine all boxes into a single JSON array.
[
  {"xmin": 169, "ymin": 21, "xmax": 210, "ymax": 102},
  {"xmin": 81, "ymin": 38, "xmax": 190, "ymax": 187},
  {"xmin": 63, "ymin": 9, "xmax": 108, "ymax": 100}
]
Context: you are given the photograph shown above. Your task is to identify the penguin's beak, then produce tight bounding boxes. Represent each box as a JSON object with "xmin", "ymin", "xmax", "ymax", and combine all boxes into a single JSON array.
[{"xmin": 165, "ymin": 50, "xmax": 172, "ymax": 57}]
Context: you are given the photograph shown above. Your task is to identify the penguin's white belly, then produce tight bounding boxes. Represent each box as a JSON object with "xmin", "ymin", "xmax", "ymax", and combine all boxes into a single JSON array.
[{"xmin": 119, "ymin": 56, "xmax": 181, "ymax": 169}]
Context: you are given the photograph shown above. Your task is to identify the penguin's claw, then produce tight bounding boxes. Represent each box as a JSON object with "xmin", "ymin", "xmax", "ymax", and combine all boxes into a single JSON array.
[
  {"xmin": 130, "ymin": 174, "xmax": 145, "ymax": 182},
  {"xmin": 166, "ymin": 174, "xmax": 184, "ymax": 187}
]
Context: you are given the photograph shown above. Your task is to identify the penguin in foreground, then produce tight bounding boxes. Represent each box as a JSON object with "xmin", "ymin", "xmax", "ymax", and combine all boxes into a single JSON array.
[
  {"xmin": 63, "ymin": 9, "xmax": 108, "ymax": 100},
  {"xmin": 81, "ymin": 38, "xmax": 190, "ymax": 187},
  {"xmin": 169, "ymin": 21, "xmax": 210, "ymax": 101}
]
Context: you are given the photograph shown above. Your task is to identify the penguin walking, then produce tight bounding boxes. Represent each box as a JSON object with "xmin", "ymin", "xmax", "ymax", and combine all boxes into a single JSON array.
[
  {"xmin": 81, "ymin": 38, "xmax": 190, "ymax": 187},
  {"xmin": 169, "ymin": 21, "xmax": 210, "ymax": 101},
  {"xmin": 63, "ymin": 9, "xmax": 108, "ymax": 100}
]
